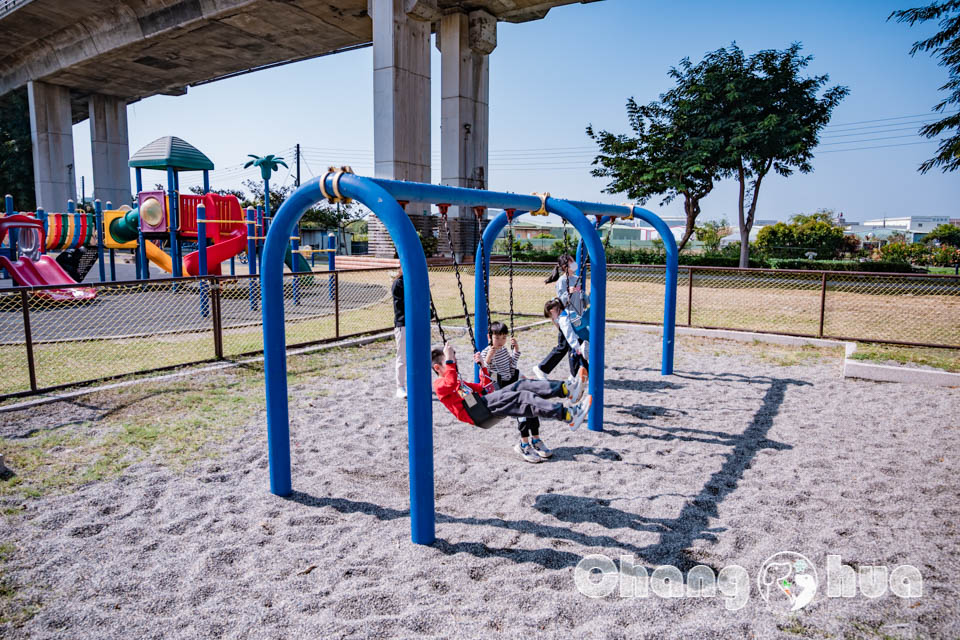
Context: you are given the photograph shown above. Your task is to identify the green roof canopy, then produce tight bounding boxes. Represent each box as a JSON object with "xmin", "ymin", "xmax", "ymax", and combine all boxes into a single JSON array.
[{"xmin": 128, "ymin": 136, "xmax": 214, "ymax": 171}]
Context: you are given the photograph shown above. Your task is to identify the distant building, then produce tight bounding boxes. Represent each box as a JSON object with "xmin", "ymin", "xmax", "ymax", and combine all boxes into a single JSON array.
[
  {"xmin": 718, "ymin": 220, "xmax": 778, "ymax": 246},
  {"xmin": 860, "ymin": 216, "xmax": 951, "ymax": 242}
]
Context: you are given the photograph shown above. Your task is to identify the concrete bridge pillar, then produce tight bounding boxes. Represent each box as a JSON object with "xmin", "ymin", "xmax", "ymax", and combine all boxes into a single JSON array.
[
  {"xmin": 89, "ymin": 94, "xmax": 132, "ymax": 208},
  {"xmin": 368, "ymin": 0, "xmax": 436, "ymax": 257},
  {"xmin": 28, "ymin": 81, "xmax": 75, "ymax": 210},
  {"xmin": 439, "ymin": 10, "xmax": 495, "ymax": 260}
]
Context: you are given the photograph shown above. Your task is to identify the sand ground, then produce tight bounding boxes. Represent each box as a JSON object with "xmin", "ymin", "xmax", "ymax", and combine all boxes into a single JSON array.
[{"xmin": 1, "ymin": 325, "xmax": 958, "ymax": 639}]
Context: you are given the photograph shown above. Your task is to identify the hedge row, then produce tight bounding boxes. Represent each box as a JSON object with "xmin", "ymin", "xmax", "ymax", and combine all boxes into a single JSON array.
[
  {"xmin": 509, "ymin": 247, "xmax": 918, "ymax": 272},
  {"xmin": 764, "ymin": 259, "xmax": 918, "ymax": 273}
]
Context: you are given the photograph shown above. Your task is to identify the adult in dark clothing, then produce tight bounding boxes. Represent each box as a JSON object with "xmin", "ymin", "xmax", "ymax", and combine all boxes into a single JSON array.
[
  {"xmin": 392, "ymin": 266, "xmax": 408, "ymax": 398},
  {"xmin": 391, "ymin": 264, "xmax": 437, "ymax": 399}
]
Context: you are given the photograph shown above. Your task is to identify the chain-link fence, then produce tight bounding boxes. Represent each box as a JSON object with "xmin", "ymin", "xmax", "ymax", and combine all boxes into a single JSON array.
[
  {"xmin": 1, "ymin": 263, "xmax": 957, "ymax": 399},
  {"xmin": 482, "ymin": 263, "xmax": 960, "ymax": 346}
]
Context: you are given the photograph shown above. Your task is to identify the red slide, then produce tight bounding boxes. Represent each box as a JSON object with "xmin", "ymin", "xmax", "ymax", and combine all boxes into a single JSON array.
[
  {"xmin": 0, "ymin": 215, "xmax": 96, "ymax": 301},
  {"xmin": 182, "ymin": 229, "xmax": 248, "ymax": 276},
  {"xmin": 180, "ymin": 193, "xmax": 248, "ymax": 276},
  {"xmin": 0, "ymin": 255, "xmax": 97, "ymax": 301}
]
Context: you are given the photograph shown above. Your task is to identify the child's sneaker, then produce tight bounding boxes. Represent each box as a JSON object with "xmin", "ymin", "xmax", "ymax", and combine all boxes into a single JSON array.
[
  {"xmin": 514, "ymin": 442, "xmax": 543, "ymax": 463},
  {"xmin": 530, "ymin": 438, "xmax": 553, "ymax": 459},
  {"xmin": 569, "ymin": 395, "xmax": 592, "ymax": 431},
  {"xmin": 531, "ymin": 366, "xmax": 547, "ymax": 381},
  {"xmin": 565, "ymin": 376, "xmax": 585, "ymax": 406},
  {"xmin": 577, "ymin": 365, "xmax": 589, "ymax": 385}
]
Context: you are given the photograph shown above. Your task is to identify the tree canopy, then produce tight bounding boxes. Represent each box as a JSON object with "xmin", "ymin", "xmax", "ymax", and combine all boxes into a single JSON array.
[
  {"xmin": 694, "ymin": 219, "xmax": 732, "ymax": 253},
  {"xmin": 755, "ymin": 211, "xmax": 855, "ymax": 259},
  {"xmin": 0, "ymin": 88, "xmax": 35, "ymax": 211},
  {"xmin": 587, "ymin": 43, "xmax": 846, "ymax": 265},
  {"xmin": 587, "ymin": 89, "xmax": 723, "ymax": 251},
  {"xmin": 693, "ymin": 43, "xmax": 848, "ymax": 267},
  {"xmin": 890, "ymin": 1, "xmax": 960, "ymax": 172},
  {"xmin": 921, "ymin": 222, "xmax": 960, "ymax": 246}
]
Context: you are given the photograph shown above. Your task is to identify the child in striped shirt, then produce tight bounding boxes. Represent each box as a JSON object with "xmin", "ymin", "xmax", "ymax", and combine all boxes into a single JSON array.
[{"xmin": 476, "ymin": 321, "xmax": 554, "ymax": 463}]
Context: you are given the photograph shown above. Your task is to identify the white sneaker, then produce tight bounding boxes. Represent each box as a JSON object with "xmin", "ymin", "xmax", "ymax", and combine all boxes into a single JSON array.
[
  {"xmin": 565, "ymin": 376, "xmax": 585, "ymax": 406},
  {"xmin": 530, "ymin": 438, "xmax": 553, "ymax": 459},
  {"xmin": 514, "ymin": 442, "xmax": 543, "ymax": 463},
  {"xmin": 395, "ymin": 388, "xmax": 407, "ymax": 399},
  {"xmin": 531, "ymin": 366, "xmax": 547, "ymax": 381},
  {"xmin": 569, "ymin": 395, "xmax": 592, "ymax": 431}
]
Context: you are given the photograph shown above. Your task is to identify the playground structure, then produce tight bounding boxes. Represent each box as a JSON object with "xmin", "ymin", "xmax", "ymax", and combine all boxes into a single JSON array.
[
  {"xmin": 260, "ymin": 170, "xmax": 679, "ymax": 546},
  {"xmin": 0, "ymin": 136, "xmax": 330, "ymax": 293},
  {"xmin": 0, "ymin": 209, "xmax": 97, "ymax": 301}
]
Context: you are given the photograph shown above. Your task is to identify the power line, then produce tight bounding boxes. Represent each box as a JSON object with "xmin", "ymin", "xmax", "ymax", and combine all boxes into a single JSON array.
[
  {"xmin": 821, "ymin": 124, "xmax": 942, "ymax": 139},
  {"xmin": 818, "ymin": 140, "xmax": 938, "ymax": 153},
  {"xmin": 824, "ymin": 111, "xmax": 958, "ymax": 128},
  {"xmin": 822, "ymin": 117, "xmax": 946, "ymax": 134},
  {"xmin": 819, "ymin": 133, "xmax": 925, "ymax": 146},
  {"xmin": 300, "ymin": 156, "xmax": 317, "ymax": 178}
]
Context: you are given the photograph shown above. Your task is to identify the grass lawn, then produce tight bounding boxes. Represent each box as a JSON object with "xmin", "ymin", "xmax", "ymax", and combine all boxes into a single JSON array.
[
  {"xmin": 0, "ymin": 266, "xmax": 957, "ymax": 397},
  {"xmin": 850, "ymin": 343, "xmax": 960, "ymax": 373}
]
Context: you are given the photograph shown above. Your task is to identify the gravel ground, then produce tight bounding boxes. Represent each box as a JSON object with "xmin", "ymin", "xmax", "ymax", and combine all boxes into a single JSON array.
[{"xmin": 1, "ymin": 325, "xmax": 958, "ymax": 639}]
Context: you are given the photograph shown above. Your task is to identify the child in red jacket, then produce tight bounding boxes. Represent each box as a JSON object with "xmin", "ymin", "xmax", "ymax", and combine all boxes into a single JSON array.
[{"xmin": 431, "ymin": 343, "xmax": 592, "ymax": 431}]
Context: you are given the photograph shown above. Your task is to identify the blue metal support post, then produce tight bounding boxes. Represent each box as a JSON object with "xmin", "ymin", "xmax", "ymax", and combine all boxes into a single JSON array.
[
  {"xmin": 261, "ymin": 174, "xmax": 434, "ymax": 545},
  {"xmin": 327, "ymin": 233, "xmax": 336, "ymax": 300},
  {"xmin": 290, "ymin": 226, "xmax": 300, "ymax": 306},
  {"xmin": 95, "ymin": 200, "xmax": 106, "ymax": 281},
  {"xmin": 198, "ymin": 204, "xmax": 209, "ymax": 317},
  {"xmin": 166, "ymin": 168, "xmax": 181, "ymax": 278},
  {"xmin": 246, "ymin": 207, "xmax": 258, "ymax": 311}
]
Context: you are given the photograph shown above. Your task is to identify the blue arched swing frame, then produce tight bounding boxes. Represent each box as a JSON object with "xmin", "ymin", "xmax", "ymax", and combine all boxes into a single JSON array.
[{"xmin": 261, "ymin": 173, "xmax": 678, "ymax": 546}]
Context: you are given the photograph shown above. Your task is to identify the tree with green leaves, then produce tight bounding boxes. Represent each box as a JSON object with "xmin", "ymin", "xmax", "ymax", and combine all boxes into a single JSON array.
[
  {"xmin": 243, "ymin": 154, "xmax": 288, "ymax": 220},
  {"xmin": 687, "ymin": 44, "xmax": 848, "ymax": 267},
  {"xmin": 921, "ymin": 222, "xmax": 960, "ymax": 246},
  {"xmin": 889, "ymin": 1, "xmax": 960, "ymax": 172},
  {"xmin": 694, "ymin": 219, "xmax": 732, "ymax": 253},
  {"xmin": 0, "ymin": 88, "xmax": 35, "ymax": 211},
  {"xmin": 587, "ymin": 92, "xmax": 722, "ymax": 252},
  {"xmin": 240, "ymin": 179, "xmax": 292, "ymax": 213},
  {"xmin": 188, "ymin": 185, "xmax": 246, "ymax": 201},
  {"xmin": 756, "ymin": 213, "xmax": 849, "ymax": 259}
]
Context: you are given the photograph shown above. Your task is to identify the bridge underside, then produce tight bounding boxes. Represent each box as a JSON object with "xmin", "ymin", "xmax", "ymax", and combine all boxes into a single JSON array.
[
  {"xmin": 1, "ymin": 0, "xmax": 601, "ymax": 255},
  {"xmin": 0, "ymin": 0, "xmax": 592, "ymax": 121}
]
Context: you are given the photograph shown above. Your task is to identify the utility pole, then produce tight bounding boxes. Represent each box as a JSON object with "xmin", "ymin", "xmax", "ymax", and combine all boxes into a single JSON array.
[{"xmin": 295, "ymin": 143, "xmax": 301, "ymax": 188}]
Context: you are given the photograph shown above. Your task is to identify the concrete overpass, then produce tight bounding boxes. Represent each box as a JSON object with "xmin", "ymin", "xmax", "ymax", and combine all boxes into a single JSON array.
[{"xmin": 1, "ymin": 0, "xmax": 602, "ymax": 254}]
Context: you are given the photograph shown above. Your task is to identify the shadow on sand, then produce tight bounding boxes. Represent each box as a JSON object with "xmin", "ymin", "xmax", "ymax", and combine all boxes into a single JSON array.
[{"xmin": 287, "ymin": 372, "xmax": 808, "ymax": 573}]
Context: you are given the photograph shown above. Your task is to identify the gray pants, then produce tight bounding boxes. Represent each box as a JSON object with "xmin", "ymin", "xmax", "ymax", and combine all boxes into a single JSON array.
[{"xmin": 483, "ymin": 379, "xmax": 566, "ymax": 420}]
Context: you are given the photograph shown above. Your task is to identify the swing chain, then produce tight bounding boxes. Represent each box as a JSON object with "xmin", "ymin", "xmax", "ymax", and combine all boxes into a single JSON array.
[
  {"xmin": 577, "ymin": 226, "xmax": 589, "ymax": 284},
  {"xmin": 506, "ymin": 209, "xmax": 515, "ymax": 337},
  {"xmin": 439, "ymin": 207, "xmax": 475, "ymax": 351},
  {"xmin": 430, "ymin": 294, "xmax": 446, "ymax": 344}
]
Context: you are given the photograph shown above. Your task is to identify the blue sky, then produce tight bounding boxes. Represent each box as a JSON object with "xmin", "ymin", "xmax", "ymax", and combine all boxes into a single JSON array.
[{"xmin": 71, "ymin": 0, "xmax": 959, "ymax": 224}]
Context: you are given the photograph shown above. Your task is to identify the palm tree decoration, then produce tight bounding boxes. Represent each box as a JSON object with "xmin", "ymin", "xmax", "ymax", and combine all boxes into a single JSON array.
[{"xmin": 244, "ymin": 154, "xmax": 288, "ymax": 220}]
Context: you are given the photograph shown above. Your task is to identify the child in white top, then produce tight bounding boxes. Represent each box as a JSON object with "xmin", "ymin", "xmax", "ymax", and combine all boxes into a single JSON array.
[{"xmin": 474, "ymin": 321, "xmax": 555, "ymax": 463}]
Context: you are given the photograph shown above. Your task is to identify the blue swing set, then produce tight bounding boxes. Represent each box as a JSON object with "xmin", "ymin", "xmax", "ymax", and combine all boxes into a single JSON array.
[{"xmin": 259, "ymin": 170, "xmax": 678, "ymax": 545}]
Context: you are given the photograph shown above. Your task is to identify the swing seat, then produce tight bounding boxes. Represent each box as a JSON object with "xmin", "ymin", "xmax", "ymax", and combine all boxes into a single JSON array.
[{"xmin": 462, "ymin": 392, "xmax": 503, "ymax": 430}]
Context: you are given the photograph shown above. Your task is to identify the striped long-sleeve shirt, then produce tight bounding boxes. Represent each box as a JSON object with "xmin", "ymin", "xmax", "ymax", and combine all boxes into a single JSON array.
[{"xmin": 480, "ymin": 345, "xmax": 520, "ymax": 385}]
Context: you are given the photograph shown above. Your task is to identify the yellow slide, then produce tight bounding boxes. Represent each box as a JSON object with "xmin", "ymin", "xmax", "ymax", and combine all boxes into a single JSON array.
[{"xmin": 143, "ymin": 239, "xmax": 175, "ymax": 273}]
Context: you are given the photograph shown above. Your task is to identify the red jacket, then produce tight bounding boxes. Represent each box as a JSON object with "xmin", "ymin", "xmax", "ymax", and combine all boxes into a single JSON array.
[{"xmin": 433, "ymin": 361, "xmax": 485, "ymax": 425}]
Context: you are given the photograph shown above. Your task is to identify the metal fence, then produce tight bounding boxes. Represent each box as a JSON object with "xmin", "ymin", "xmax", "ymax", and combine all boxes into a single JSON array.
[{"xmin": 1, "ymin": 263, "xmax": 957, "ymax": 399}]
